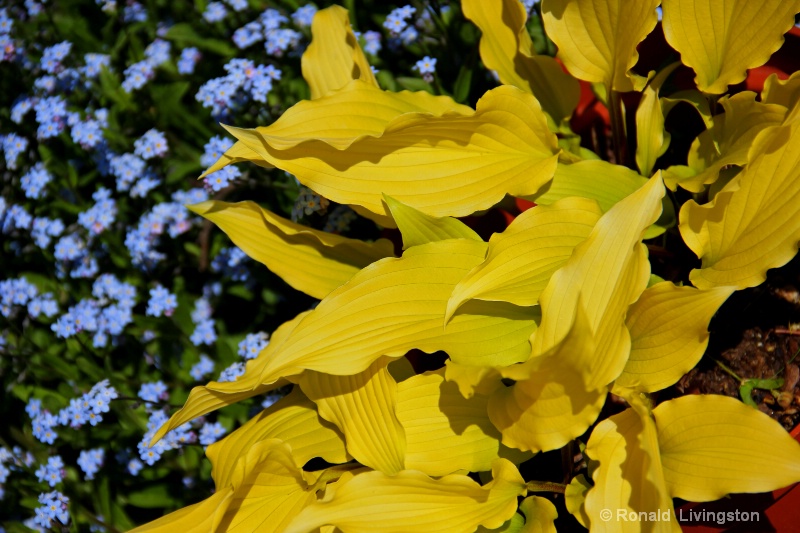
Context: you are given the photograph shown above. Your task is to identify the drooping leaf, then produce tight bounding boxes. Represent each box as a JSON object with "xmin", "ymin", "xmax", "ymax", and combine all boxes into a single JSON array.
[
  {"xmin": 762, "ymin": 70, "xmax": 800, "ymax": 110},
  {"xmin": 127, "ymin": 487, "xmax": 233, "ymax": 533},
  {"xmin": 679, "ymin": 118, "xmax": 800, "ymax": 290},
  {"xmin": 584, "ymin": 404, "xmax": 679, "ymax": 533},
  {"xmin": 282, "ymin": 459, "xmax": 526, "ymax": 533},
  {"xmin": 564, "ymin": 474, "xmax": 591, "ymax": 529},
  {"xmin": 489, "ymin": 304, "xmax": 606, "ymax": 453},
  {"xmin": 383, "ymin": 194, "xmax": 482, "ymax": 249},
  {"xmin": 188, "ymin": 200, "xmax": 394, "ymax": 300},
  {"xmin": 661, "ymin": 89, "xmax": 715, "ymax": 130},
  {"xmin": 298, "ymin": 358, "xmax": 406, "ymax": 475},
  {"xmin": 206, "ymin": 387, "xmax": 349, "ymax": 489},
  {"xmin": 532, "ymin": 175, "xmax": 665, "ymax": 389},
  {"xmin": 614, "ymin": 282, "xmax": 734, "ymax": 393},
  {"xmin": 222, "ymin": 85, "xmax": 560, "ymax": 223},
  {"xmin": 251, "ymin": 240, "xmax": 538, "ymax": 387},
  {"xmin": 151, "ymin": 312, "xmax": 310, "ymax": 444},
  {"xmin": 670, "ymin": 92, "xmax": 786, "ymax": 192},
  {"xmin": 541, "ymin": 0, "xmax": 660, "ymax": 92},
  {"xmin": 396, "ymin": 370, "xmax": 531, "ymax": 476},
  {"xmin": 661, "ymin": 0, "xmax": 800, "ymax": 94},
  {"xmin": 636, "ymin": 63, "xmax": 680, "ymax": 177},
  {"xmin": 446, "ymin": 197, "xmax": 602, "ymax": 319},
  {"xmin": 301, "ymin": 5, "xmax": 378, "ymax": 99},
  {"xmin": 654, "ymin": 395, "xmax": 800, "ymax": 501},
  {"xmin": 516, "ymin": 496, "xmax": 558, "ymax": 533},
  {"xmin": 462, "ymin": 0, "xmax": 580, "ymax": 127}
]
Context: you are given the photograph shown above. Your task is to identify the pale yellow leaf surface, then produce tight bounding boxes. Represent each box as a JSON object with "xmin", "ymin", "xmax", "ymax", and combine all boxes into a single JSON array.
[
  {"xmin": 298, "ymin": 358, "xmax": 406, "ymax": 475},
  {"xmin": 217, "ymin": 439, "xmax": 316, "ymax": 533},
  {"xmin": 542, "ymin": 0, "xmax": 659, "ymax": 92},
  {"xmin": 151, "ymin": 312, "xmax": 309, "ymax": 444},
  {"xmin": 446, "ymin": 197, "xmax": 602, "ymax": 319},
  {"xmin": 252, "ymin": 240, "xmax": 539, "ymax": 387},
  {"xmin": 444, "ymin": 360, "xmax": 504, "ymax": 399},
  {"xmin": 489, "ymin": 305, "xmax": 607, "ymax": 453},
  {"xmin": 383, "ymin": 194, "xmax": 481, "ymax": 249},
  {"xmin": 282, "ymin": 459, "xmax": 526, "ymax": 533},
  {"xmin": 223, "ymin": 85, "xmax": 560, "ymax": 221},
  {"xmin": 189, "ymin": 200, "xmax": 394, "ymax": 300},
  {"xmin": 462, "ymin": 0, "xmax": 580, "ymax": 126},
  {"xmin": 673, "ymin": 92, "xmax": 786, "ymax": 192},
  {"xmin": 661, "ymin": 0, "xmax": 800, "ymax": 94},
  {"xmin": 564, "ymin": 474, "xmax": 591, "ymax": 529},
  {"xmin": 206, "ymin": 387, "xmax": 349, "ymax": 489},
  {"xmin": 636, "ymin": 63, "xmax": 680, "ymax": 177},
  {"xmin": 516, "ymin": 496, "xmax": 558, "ymax": 533},
  {"xmin": 531, "ymin": 176, "xmax": 664, "ymax": 389},
  {"xmin": 654, "ymin": 395, "xmax": 800, "ymax": 501},
  {"xmin": 762, "ymin": 71, "xmax": 800, "ymax": 110},
  {"xmin": 301, "ymin": 5, "xmax": 377, "ymax": 99},
  {"xmin": 127, "ymin": 487, "xmax": 233, "ymax": 533},
  {"xmin": 615, "ymin": 282, "xmax": 734, "ymax": 393},
  {"xmin": 396, "ymin": 370, "xmax": 531, "ymax": 476},
  {"xmin": 679, "ymin": 118, "xmax": 800, "ymax": 289},
  {"xmin": 584, "ymin": 405, "xmax": 679, "ymax": 533}
]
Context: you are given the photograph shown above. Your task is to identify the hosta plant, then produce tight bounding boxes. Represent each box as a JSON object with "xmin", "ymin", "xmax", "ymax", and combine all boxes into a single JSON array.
[{"xmin": 134, "ymin": 1, "xmax": 800, "ymax": 531}]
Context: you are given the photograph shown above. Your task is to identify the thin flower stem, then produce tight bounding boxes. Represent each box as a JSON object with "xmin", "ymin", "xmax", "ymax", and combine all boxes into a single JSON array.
[
  {"xmin": 608, "ymin": 89, "xmax": 628, "ymax": 167},
  {"xmin": 526, "ymin": 480, "xmax": 567, "ymax": 494}
]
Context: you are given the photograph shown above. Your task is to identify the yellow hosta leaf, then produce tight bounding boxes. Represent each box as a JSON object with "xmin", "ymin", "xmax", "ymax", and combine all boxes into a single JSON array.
[
  {"xmin": 674, "ymin": 92, "xmax": 786, "ymax": 192},
  {"xmin": 301, "ymin": 5, "xmax": 377, "ymax": 99},
  {"xmin": 636, "ymin": 63, "xmax": 680, "ymax": 177},
  {"xmin": 282, "ymin": 459, "xmax": 526, "ymax": 533},
  {"xmin": 564, "ymin": 474, "xmax": 591, "ymax": 529},
  {"xmin": 661, "ymin": 0, "xmax": 800, "ymax": 94},
  {"xmin": 679, "ymin": 118, "xmax": 800, "ymax": 289},
  {"xmin": 661, "ymin": 89, "xmax": 714, "ymax": 130},
  {"xmin": 298, "ymin": 358, "xmax": 406, "ymax": 475},
  {"xmin": 446, "ymin": 197, "xmax": 601, "ymax": 319},
  {"xmin": 383, "ymin": 194, "xmax": 481, "ymax": 249},
  {"xmin": 462, "ymin": 0, "xmax": 580, "ymax": 126},
  {"xmin": 532, "ymin": 175, "xmax": 664, "ymax": 389},
  {"xmin": 189, "ymin": 200, "xmax": 393, "ymax": 300},
  {"xmin": 444, "ymin": 360, "xmax": 504, "ymax": 399},
  {"xmin": 128, "ymin": 487, "xmax": 233, "ymax": 533},
  {"xmin": 253, "ymin": 240, "xmax": 538, "ymax": 387},
  {"xmin": 206, "ymin": 387, "xmax": 349, "ymax": 489},
  {"xmin": 614, "ymin": 282, "xmax": 734, "ymax": 393},
  {"xmin": 517, "ymin": 496, "xmax": 558, "ymax": 533},
  {"xmin": 396, "ymin": 370, "xmax": 531, "ymax": 476},
  {"xmin": 200, "ymin": 140, "xmax": 273, "ymax": 178},
  {"xmin": 762, "ymin": 71, "xmax": 800, "ymax": 110},
  {"xmin": 654, "ymin": 395, "xmax": 800, "ymax": 501},
  {"xmin": 542, "ymin": 0, "xmax": 659, "ymax": 92},
  {"xmin": 218, "ymin": 439, "xmax": 316, "ymax": 533},
  {"xmin": 584, "ymin": 406, "xmax": 678, "ymax": 533},
  {"xmin": 489, "ymin": 304, "xmax": 606, "ymax": 453},
  {"xmin": 151, "ymin": 312, "xmax": 309, "ymax": 444},
  {"xmin": 224, "ymin": 85, "xmax": 560, "ymax": 222}
]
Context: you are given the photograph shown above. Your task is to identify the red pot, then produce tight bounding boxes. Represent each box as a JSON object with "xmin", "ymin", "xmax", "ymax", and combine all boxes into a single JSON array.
[{"xmin": 677, "ymin": 424, "xmax": 800, "ymax": 532}]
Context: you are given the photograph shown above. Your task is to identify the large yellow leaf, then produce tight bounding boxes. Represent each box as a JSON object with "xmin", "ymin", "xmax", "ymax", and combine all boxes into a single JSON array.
[
  {"xmin": 661, "ymin": 0, "xmax": 800, "ymax": 94},
  {"xmin": 671, "ymin": 92, "xmax": 786, "ymax": 192},
  {"xmin": 541, "ymin": 0, "xmax": 659, "ymax": 92},
  {"xmin": 396, "ymin": 370, "xmax": 531, "ymax": 476},
  {"xmin": 301, "ymin": 5, "xmax": 377, "ymax": 99},
  {"xmin": 532, "ymin": 175, "xmax": 664, "ymax": 389},
  {"xmin": 206, "ymin": 387, "xmax": 349, "ymax": 489},
  {"xmin": 282, "ymin": 459, "xmax": 526, "ymax": 533},
  {"xmin": 252, "ymin": 239, "xmax": 538, "ymax": 387},
  {"xmin": 636, "ymin": 63, "xmax": 680, "ymax": 177},
  {"xmin": 614, "ymin": 282, "xmax": 734, "ymax": 393},
  {"xmin": 217, "ymin": 439, "xmax": 317, "ymax": 533},
  {"xmin": 127, "ymin": 487, "xmax": 233, "ymax": 533},
  {"xmin": 446, "ymin": 197, "xmax": 601, "ymax": 319},
  {"xmin": 298, "ymin": 358, "xmax": 406, "ymax": 475},
  {"xmin": 516, "ymin": 496, "xmax": 558, "ymax": 533},
  {"xmin": 679, "ymin": 118, "xmax": 800, "ymax": 290},
  {"xmin": 762, "ymin": 70, "xmax": 800, "ymax": 110},
  {"xmin": 151, "ymin": 312, "xmax": 310, "ymax": 445},
  {"xmin": 584, "ymin": 405, "xmax": 679, "ymax": 533},
  {"xmin": 223, "ymin": 85, "xmax": 560, "ymax": 222},
  {"xmin": 461, "ymin": 0, "xmax": 580, "ymax": 126},
  {"xmin": 383, "ymin": 194, "xmax": 481, "ymax": 249},
  {"xmin": 654, "ymin": 395, "xmax": 800, "ymax": 501},
  {"xmin": 189, "ymin": 200, "xmax": 394, "ymax": 300},
  {"xmin": 489, "ymin": 304, "xmax": 606, "ymax": 453}
]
